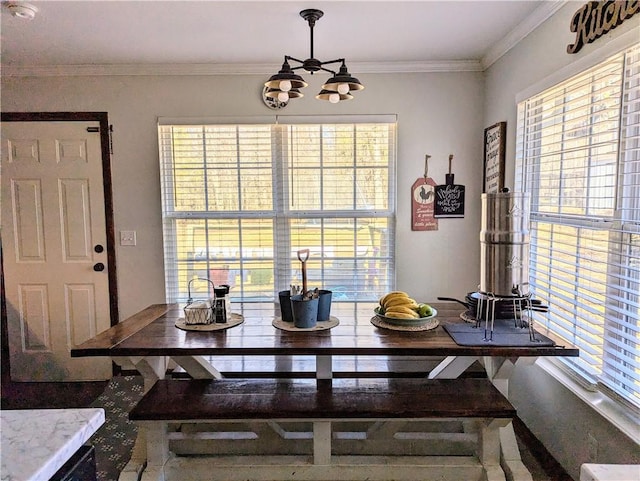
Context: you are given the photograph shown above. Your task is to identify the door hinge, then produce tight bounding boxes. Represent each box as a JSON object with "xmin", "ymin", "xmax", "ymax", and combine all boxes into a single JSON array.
[{"xmin": 86, "ymin": 124, "xmax": 113, "ymax": 154}]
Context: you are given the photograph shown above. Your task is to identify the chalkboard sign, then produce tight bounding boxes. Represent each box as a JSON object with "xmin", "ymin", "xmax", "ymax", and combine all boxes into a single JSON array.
[
  {"xmin": 434, "ymin": 183, "xmax": 465, "ymax": 218},
  {"xmin": 434, "ymin": 154, "xmax": 465, "ymax": 218}
]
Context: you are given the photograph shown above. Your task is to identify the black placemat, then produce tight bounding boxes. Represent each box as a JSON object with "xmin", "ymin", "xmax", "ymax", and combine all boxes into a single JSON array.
[{"xmin": 443, "ymin": 320, "xmax": 556, "ymax": 347}]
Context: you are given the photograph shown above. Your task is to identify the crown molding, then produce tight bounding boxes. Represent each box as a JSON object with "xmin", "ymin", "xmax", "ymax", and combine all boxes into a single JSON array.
[
  {"xmin": 1, "ymin": 59, "xmax": 483, "ymax": 77},
  {"xmin": 1, "ymin": 2, "xmax": 565, "ymax": 78},
  {"xmin": 482, "ymin": 0, "xmax": 568, "ymax": 70}
]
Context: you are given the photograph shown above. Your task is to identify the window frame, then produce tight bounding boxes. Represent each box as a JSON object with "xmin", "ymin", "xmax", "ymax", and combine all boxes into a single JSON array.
[
  {"xmin": 158, "ymin": 116, "xmax": 397, "ymax": 305},
  {"xmin": 515, "ymin": 44, "xmax": 640, "ymax": 413}
]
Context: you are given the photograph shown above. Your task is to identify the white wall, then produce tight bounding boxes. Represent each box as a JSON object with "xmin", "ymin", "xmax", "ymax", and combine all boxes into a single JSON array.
[
  {"xmin": 4, "ymin": 4, "xmax": 637, "ymax": 475},
  {"xmin": 484, "ymin": 3, "xmax": 640, "ymax": 479},
  {"xmin": 1, "ymin": 71, "xmax": 485, "ymax": 319}
]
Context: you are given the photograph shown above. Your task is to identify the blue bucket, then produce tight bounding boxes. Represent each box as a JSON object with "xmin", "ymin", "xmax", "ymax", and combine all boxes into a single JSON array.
[
  {"xmin": 291, "ymin": 295, "xmax": 319, "ymax": 329},
  {"xmin": 278, "ymin": 290, "xmax": 294, "ymax": 322},
  {"xmin": 317, "ymin": 290, "xmax": 332, "ymax": 321}
]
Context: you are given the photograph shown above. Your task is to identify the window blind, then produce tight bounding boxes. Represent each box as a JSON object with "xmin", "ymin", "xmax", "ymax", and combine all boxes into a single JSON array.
[
  {"xmin": 516, "ymin": 45, "xmax": 640, "ymax": 409},
  {"xmin": 159, "ymin": 120, "xmax": 396, "ymax": 304}
]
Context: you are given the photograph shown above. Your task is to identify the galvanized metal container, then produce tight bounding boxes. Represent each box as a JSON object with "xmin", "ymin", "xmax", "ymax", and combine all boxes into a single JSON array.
[{"xmin": 480, "ymin": 192, "xmax": 530, "ymax": 297}]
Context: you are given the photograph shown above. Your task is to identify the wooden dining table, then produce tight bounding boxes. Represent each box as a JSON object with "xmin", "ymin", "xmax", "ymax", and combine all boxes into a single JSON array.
[{"xmin": 72, "ymin": 300, "xmax": 578, "ymax": 481}]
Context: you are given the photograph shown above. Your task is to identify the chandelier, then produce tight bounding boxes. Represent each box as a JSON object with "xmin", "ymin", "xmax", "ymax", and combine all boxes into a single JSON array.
[{"xmin": 264, "ymin": 9, "xmax": 364, "ymax": 104}]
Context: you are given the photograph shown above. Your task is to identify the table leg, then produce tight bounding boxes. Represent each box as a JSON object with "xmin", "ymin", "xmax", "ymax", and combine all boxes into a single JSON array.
[
  {"xmin": 171, "ymin": 355, "xmax": 223, "ymax": 379},
  {"xmin": 316, "ymin": 355, "xmax": 333, "ymax": 380},
  {"xmin": 428, "ymin": 355, "xmax": 479, "ymax": 379},
  {"xmin": 482, "ymin": 356, "xmax": 536, "ymax": 481},
  {"xmin": 113, "ymin": 356, "xmax": 168, "ymax": 481}
]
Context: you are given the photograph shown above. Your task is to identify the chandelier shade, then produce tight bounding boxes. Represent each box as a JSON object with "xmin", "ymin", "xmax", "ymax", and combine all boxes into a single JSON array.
[
  {"xmin": 264, "ymin": 9, "xmax": 364, "ymax": 104},
  {"xmin": 322, "ymin": 63, "xmax": 365, "ymax": 93},
  {"xmin": 315, "ymin": 89, "xmax": 354, "ymax": 103},
  {"xmin": 265, "ymin": 87, "xmax": 304, "ymax": 102},
  {"xmin": 264, "ymin": 60, "xmax": 308, "ymax": 91}
]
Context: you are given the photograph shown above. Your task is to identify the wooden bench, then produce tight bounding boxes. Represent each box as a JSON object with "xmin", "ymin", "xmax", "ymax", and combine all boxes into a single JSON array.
[{"xmin": 130, "ymin": 377, "xmax": 516, "ymax": 481}]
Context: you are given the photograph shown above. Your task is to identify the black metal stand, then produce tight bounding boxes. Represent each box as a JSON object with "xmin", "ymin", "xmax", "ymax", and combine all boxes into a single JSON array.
[{"xmin": 475, "ymin": 291, "xmax": 540, "ymax": 343}]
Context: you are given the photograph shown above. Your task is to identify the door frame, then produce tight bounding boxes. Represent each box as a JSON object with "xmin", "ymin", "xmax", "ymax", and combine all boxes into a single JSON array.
[{"xmin": 1, "ymin": 112, "xmax": 119, "ymax": 384}]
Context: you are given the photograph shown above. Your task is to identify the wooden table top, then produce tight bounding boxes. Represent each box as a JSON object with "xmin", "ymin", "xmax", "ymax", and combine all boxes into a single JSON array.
[{"xmin": 71, "ymin": 302, "xmax": 578, "ymax": 359}]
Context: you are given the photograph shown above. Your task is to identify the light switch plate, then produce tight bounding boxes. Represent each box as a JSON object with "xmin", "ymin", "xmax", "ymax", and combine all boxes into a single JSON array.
[{"xmin": 120, "ymin": 230, "xmax": 136, "ymax": 246}]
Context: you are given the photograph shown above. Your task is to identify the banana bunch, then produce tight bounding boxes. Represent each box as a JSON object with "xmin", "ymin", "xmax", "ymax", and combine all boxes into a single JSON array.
[
  {"xmin": 378, "ymin": 291, "xmax": 420, "ymax": 319},
  {"xmin": 378, "ymin": 291, "xmax": 434, "ymax": 319}
]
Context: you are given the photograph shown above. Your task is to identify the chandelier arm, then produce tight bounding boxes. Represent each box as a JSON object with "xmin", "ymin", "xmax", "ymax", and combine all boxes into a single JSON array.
[
  {"xmin": 317, "ymin": 66, "xmax": 338, "ymax": 75},
  {"xmin": 285, "ymin": 55, "xmax": 305, "ymax": 65},
  {"xmin": 318, "ymin": 58, "xmax": 345, "ymax": 67}
]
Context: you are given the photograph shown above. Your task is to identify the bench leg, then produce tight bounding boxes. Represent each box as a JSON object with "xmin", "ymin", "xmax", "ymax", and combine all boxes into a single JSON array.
[
  {"xmin": 313, "ymin": 421, "xmax": 332, "ymax": 465},
  {"xmin": 482, "ymin": 356, "xmax": 534, "ymax": 481},
  {"xmin": 118, "ymin": 426, "xmax": 147, "ymax": 481},
  {"xmin": 366, "ymin": 420, "xmax": 407, "ymax": 439},
  {"xmin": 499, "ymin": 424, "xmax": 534, "ymax": 481},
  {"xmin": 137, "ymin": 421, "xmax": 169, "ymax": 481},
  {"xmin": 116, "ymin": 356, "xmax": 168, "ymax": 481},
  {"xmin": 478, "ymin": 419, "xmax": 510, "ymax": 481}
]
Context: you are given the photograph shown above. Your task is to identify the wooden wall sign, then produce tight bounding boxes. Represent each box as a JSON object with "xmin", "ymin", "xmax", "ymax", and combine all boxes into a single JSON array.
[
  {"xmin": 567, "ymin": 1, "xmax": 639, "ymax": 54},
  {"xmin": 412, "ymin": 177, "xmax": 438, "ymax": 231},
  {"xmin": 483, "ymin": 122, "xmax": 506, "ymax": 194}
]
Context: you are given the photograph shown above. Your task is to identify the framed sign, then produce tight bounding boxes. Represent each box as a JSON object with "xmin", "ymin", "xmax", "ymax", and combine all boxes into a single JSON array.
[{"xmin": 483, "ymin": 121, "xmax": 506, "ymax": 193}]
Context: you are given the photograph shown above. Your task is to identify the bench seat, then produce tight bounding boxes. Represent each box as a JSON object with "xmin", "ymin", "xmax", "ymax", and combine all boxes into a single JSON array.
[
  {"xmin": 130, "ymin": 377, "xmax": 514, "ymax": 422},
  {"xmin": 128, "ymin": 377, "xmax": 515, "ymax": 481}
]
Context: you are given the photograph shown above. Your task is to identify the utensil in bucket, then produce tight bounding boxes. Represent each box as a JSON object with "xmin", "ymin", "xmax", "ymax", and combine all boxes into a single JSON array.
[
  {"xmin": 183, "ymin": 277, "xmax": 215, "ymax": 325},
  {"xmin": 297, "ymin": 249, "xmax": 310, "ymax": 295}
]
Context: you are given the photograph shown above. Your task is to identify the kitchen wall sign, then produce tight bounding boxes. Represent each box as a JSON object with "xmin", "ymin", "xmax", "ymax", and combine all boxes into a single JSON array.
[
  {"xmin": 567, "ymin": 1, "xmax": 639, "ymax": 54},
  {"xmin": 483, "ymin": 121, "xmax": 506, "ymax": 194},
  {"xmin": 434, "ymin": 154, "xmax": 465, "ymax": 218},
  {"xmin": 412, "ymin": 154, "xmax": 438, "ymax": 231}
]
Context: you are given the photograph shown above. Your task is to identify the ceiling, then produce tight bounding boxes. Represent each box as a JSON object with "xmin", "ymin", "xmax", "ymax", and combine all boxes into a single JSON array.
[{"xmin": 1, "ymin": 1, "xmax": 566, "ymax": 74}]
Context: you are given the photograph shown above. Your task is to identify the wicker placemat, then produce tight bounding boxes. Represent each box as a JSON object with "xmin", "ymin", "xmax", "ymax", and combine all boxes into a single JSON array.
[
  {"xmin": 272, "ymin": 316, "xmax": 339, "ymax": 332},
  {"xmin": 370, "ymin": 315, "xmax": 439, "ymax": 332},
  {"xmin": 460, "ymin": 311, "xmax": 477, "ymax": 323},
  {"xmin": 175, "ymin": 313, "xmax": 244, "ymax": 331}
]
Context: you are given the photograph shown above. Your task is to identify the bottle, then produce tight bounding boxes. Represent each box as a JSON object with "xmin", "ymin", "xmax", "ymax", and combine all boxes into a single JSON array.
[{"xmin": 213, "ymin": 285, "xmax": 230, "ymax": 323}]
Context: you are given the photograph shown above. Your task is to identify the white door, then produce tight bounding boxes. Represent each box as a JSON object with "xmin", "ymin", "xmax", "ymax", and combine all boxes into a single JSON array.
[{"xmin": 2, "ymin": 120, "xmax": 112, "ymax": 381}]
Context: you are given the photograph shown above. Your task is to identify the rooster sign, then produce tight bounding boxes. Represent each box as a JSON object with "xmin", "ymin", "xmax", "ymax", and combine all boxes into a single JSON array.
[{"xmin": 411, "ymin": 176, "xmax": 438, "ymax": 231}]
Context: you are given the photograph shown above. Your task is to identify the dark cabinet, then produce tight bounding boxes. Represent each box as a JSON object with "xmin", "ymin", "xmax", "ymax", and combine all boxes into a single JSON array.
[{"xmin": 50, "ymin": 445, "xmax": 96, "ymax": 481}]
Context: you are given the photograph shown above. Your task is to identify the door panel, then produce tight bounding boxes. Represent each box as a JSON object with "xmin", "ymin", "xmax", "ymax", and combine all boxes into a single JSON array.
[
  {"xmin": 2, "ymin": 120, "xmax": 112, "ymax": 381},
  {"xmin": 11, "ymin": 179, "xmax": 46, "ymax": 261}
]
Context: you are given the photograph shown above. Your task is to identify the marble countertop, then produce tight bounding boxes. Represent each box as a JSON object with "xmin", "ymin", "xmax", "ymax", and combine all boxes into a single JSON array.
[{"xmin": 1, "ymin": 407, "xmax": 105, "ymax": 481}]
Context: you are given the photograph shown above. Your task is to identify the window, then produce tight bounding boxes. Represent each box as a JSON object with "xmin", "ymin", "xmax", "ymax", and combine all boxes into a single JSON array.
[
  {"xmin": 159, "ymin": 118, "xmax": 396, "ymax": 305},
  {"xmin": 516, "ymin": 45, "xmax": 640, "ymax": 409}
]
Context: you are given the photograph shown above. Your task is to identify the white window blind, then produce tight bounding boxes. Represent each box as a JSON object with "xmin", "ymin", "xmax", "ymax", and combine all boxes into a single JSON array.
[
  {"xmin": 515, "ymin": 45, "xmax": 640, "ymax": 409},
  {"xmin": 159, "ymin": 120, "xmax": 396, "ymax": 304}
]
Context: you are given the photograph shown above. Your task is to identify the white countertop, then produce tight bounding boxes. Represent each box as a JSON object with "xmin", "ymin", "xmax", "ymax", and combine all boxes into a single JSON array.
[
  {"xmin": 580, "ymin": 463, "xmax": 640, "ymax": 481},
  {"xmin": 1, "ymin": 408, "xmax": 105, "ymax": 481}
]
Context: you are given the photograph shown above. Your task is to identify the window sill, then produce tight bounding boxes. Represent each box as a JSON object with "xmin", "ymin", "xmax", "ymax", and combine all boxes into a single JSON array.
[{"xmin": 536, "ymin": 357, "xmax": 640, "ymax": 444}]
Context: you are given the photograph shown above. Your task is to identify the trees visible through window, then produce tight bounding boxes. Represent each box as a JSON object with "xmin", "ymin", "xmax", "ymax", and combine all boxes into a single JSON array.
[{"xmin": 159, "ymin": 120, "xmax": 396, "ymax": 304}]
